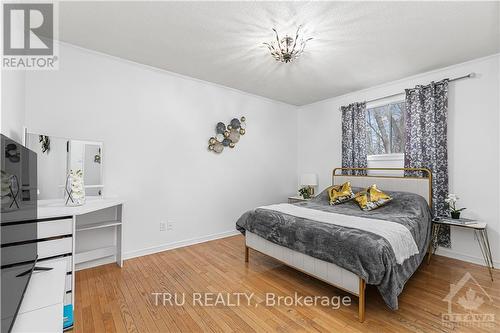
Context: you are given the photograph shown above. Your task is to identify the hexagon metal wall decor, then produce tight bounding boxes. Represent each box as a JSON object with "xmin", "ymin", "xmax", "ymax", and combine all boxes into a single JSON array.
[{"xmin": 208, "ymin": 116, "xmax": 246, "ymax": 153}]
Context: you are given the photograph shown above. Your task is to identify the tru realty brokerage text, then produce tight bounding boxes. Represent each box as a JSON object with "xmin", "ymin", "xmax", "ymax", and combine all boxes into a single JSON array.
[{"xmin": 152, "ymin": 292, "xmax": 352, "ymax": 309}]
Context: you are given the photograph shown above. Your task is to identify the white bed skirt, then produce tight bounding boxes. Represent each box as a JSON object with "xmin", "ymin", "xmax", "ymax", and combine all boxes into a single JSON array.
[{"xmin": 245, "ymin": 231, "xmax": 360, "ymax": 295}]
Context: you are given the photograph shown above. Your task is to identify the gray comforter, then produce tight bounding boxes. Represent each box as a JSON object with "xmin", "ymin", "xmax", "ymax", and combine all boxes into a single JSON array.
[{"xmin": 235, "ymin": 187, "xmax": 432, "ymax": 310}]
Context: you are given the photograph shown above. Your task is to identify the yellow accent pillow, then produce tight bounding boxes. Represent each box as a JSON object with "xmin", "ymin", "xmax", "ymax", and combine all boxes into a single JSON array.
[
  {"xmin": 328, "ymin": 182, "xmax": 355, "ymax": 205},
  {"xmin": 354, "ymin": 184, "xmax": 392, "ymax": 211}
]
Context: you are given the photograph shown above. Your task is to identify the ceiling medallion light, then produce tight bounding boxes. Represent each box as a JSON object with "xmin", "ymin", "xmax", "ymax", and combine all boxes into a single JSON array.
[{"xmin": 263, "ymin": 25, "xmax": 312, "ymax": 63}]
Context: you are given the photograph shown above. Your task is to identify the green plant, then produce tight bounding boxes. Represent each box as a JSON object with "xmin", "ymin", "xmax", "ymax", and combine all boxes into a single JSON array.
[
  {"xmin": 298, "ymin": 186, "xmax": 311, "ymax": 199},
  {"xmin": 445, "ymin": 194, "xmax": 466, "ymax": 213}
]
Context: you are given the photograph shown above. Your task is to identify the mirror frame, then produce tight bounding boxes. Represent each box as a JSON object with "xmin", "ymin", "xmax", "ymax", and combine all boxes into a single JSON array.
[{"xmin": 23, "ymin": 127, "xmax": 104, "ymax": 197}]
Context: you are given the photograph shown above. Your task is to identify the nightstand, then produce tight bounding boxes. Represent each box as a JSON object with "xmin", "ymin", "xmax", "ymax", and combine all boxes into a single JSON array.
[
  {"xmin": 288, "ymin": 195, "xmax": 314, "ymax": 204},
  {"xmin": 428, "ymin": 217, "xmax": 494, "ymax": 280}
]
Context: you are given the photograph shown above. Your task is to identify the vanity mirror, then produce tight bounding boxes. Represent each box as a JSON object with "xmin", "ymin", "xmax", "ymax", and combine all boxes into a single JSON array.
[{"xmin": 24, "ymin": 129, "xmax": 104, "ymax": 200}]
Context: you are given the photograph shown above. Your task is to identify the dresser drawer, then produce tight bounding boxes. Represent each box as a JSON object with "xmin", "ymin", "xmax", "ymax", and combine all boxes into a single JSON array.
[
  {"xmin": 64, "ymin": 292, "xmax": 72, "ymax": 305},
  {"xmin": 11, "ymin": 302, "xmax": 64, "ymax": 333},
  {"xmin": 39, "ymin": 256, "xmax": 72, "ymax": 273},
  {"xmin": 38, "ymin": 237, "xmax": 73, "ymax": 259},
  {"xmin": 1, "ymin": 242, "xmax": 37, "ymax": 266},
  {"xmin": 38, "ymin": 218, "xmax": 73, "ymax": 239},
  {"xmin": 1, "ymin": 241, "xmax": 71, "ymax": 266},
  {"xmin": 1, "ymin": 222, "xmax": 38, "ymax": 244},
  {"xmin": 65, "ymin": 274, "xmax": 72, "ymax": 292}
]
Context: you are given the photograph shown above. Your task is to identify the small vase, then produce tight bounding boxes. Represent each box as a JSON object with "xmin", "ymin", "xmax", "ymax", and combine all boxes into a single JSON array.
[
  {"xmin": 65, "ymin": 170, "xmax": 85, "ymax": 206},
  {"xmin": 450, "ymin": 211, "xmax": 460, "ymax": 219}
]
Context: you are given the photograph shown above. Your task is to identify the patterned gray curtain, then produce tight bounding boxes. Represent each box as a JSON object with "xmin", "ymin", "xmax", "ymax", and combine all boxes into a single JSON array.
[
  {"xmin": 341, "ymin": 102, "xmax": 367, "ymax": 175},
  {"xmin": 404, "ymin": 79, "xmax": 450, "ymax": 247}
]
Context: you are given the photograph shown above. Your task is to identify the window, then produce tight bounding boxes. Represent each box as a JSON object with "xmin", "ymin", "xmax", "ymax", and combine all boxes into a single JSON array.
[{"xmin": 366, "ymin": 101, "xmax": 405, "ymax": 155}]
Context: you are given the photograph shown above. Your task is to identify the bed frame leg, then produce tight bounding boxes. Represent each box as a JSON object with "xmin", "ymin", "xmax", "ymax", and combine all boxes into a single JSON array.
[
  {"xmin": 358, "ymin": 278, "xmax": 366, "ymax": 323},
  {"xmin": 245, "ymin": 245, "xmax": 249, "ymax": 262}
]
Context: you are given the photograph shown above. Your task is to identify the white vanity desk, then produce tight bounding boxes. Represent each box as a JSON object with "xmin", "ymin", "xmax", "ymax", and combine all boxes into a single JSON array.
[
  {"xmin": 38, "ymin": 197, "xmax": 124, "ymax": 265},
  {"xmin": 19, "ymin": 130, "xmax": 120, "ymax": 330},
  {"xmin": 37, "ymin": 197, "xmax": 124, "ymax": 313},
  {"xmin": 9, "ymin": 198, "xmax": 124, "ymax": 332}
]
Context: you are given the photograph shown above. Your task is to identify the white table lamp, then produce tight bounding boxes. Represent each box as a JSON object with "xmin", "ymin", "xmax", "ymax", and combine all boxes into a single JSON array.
[{"xmin": 299, "ymin": 173, "xmax": 318, "ymax": 196}]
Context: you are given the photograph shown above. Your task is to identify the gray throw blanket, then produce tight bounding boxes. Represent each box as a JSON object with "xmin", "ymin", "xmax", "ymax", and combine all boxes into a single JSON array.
[{"xmin": 235, "ymin": 187, "xmax": 432, "ymax": 310}]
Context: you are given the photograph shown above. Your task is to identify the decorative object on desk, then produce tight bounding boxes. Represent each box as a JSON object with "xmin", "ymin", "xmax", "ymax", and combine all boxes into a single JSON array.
[
  {"xmin": 39, "ymin": 135, "xmax": 50, "ymax": 153},
  {"xmin": 298, "ymin": 186, "xmax": 311, "ymax": 199},
  {"xmin": 1, "ymin": 171, "xmax": 20, "ymax": 209},
  {"xmin": 0, "ymin": 171, "xmax": 11, "ymax": 199},
  {"xmin": 208, "ymin": 116, "xmax": 246, "ymax": 153},
  {"xmin": 299, "ymin": 173, "xmax": 317, "ymax": 197},
  {"xmin": 65, "ymin": 169, "xmax": 85, "ymax": 206},
  {"xmin": 94, "ymin": 148, "xmax": 101, "ymax": 164},
  {"xmin": 445, "ymin": 193, "xmax": 466, "ymax": 219}
]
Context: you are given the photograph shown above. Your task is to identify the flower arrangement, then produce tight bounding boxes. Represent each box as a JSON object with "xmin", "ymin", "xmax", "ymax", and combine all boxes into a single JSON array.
[
  {"xmin": 65, "ymin": 169, "xmax": 85, "ymax": 206},
  {"xmin": 444, "ymin": 194, "xmax": 466, "ymax": 219}
]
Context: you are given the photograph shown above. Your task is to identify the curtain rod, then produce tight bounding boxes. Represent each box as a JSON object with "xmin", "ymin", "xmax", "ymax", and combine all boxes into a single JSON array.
[{"xmin": 344, "ymin": 72, "xmax": 475, "ymax": 107}]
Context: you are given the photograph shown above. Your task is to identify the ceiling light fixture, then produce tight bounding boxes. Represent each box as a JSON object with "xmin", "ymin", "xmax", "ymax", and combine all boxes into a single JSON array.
[{"xmin": 263, "ymin": 25, "xmax": 312, "ymax": 63}]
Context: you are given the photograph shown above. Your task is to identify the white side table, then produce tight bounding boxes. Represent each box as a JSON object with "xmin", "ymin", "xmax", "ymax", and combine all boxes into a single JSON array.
[
  {"xmin": 288, "ymin": 195, "xmax": 315, "ymax": 204},
  {"xmin": 428, "ymin": 217, "xmax": 494, "ymax": 281}
]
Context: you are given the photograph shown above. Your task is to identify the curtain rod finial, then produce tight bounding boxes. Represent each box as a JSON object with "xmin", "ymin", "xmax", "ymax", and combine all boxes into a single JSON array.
[{"xmin": 469, "ymin": 72, "xmax": 476, "ymax": 78}]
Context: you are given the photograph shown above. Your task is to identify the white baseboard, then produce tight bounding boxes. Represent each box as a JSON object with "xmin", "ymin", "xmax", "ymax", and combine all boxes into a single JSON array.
[
  {"xmin": 123, "ymin": 229, "xmax": 240, "ymax": 261},
  {"xmin": 436, "ymin": 247, "xmax": 499, "ymax": 268}
]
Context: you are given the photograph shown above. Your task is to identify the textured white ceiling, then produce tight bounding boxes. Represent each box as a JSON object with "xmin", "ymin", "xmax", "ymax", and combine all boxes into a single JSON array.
[{"xmin": 59, "ymin": 1, "xmax": 500, "ymax": 105}]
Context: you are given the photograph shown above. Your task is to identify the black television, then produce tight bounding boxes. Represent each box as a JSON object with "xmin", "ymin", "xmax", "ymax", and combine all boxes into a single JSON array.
[{"xmin": 1, "ymin": 134, "xmax": 38, "ymax": 333}]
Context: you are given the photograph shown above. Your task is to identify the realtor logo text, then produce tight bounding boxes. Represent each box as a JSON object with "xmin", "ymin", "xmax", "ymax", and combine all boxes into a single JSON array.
[{"xmin": 2, "ymin": 2, "xmax": 58, "ymax": 70}]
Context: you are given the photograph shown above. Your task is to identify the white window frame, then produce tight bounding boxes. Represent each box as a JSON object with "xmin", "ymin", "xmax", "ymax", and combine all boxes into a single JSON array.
[{"xmin": 367, "ymin": 153, "xmax": 404, "ymax": 162}]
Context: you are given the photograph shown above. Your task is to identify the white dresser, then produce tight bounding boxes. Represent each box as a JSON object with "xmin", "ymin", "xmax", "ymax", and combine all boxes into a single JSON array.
[{"xmin": 8, "ymin": 197, "xmax": 124, "ymax": 331}]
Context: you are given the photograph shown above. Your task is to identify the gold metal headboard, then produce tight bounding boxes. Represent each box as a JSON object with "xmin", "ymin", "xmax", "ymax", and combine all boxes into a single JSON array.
[{"xmin": 332, "ymin": 167, "xmax": 432, "ymax": 208}]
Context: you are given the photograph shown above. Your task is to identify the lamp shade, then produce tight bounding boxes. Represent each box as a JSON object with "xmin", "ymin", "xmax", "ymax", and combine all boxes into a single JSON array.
[{"xmin": 300, "ymin": 173, "xmax": 318, "ymax": 186}]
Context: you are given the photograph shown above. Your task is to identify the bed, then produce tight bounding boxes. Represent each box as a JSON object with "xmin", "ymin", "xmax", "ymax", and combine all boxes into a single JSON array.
[{"xmin": 236, "ymin": 167, "xmax": 433, "ymax": 322}]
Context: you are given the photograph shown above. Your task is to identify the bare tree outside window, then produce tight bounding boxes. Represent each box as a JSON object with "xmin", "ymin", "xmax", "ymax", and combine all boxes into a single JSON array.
[{"xmin": 366, "ymin": 102, "xmax": 405, "ymax": 155}]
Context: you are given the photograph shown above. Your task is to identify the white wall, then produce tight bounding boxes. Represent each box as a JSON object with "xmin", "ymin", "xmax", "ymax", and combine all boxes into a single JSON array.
[
  {"xmin": 1, "ymin": 70, "xmax": 26, "ymax": 143},
  {"xmin": 298, "ymin": 54, "xmax": 500, "ymax": 266},
  {"xmin": 24, "ymin": 44, "xmax": 298, "ymax": 258}
]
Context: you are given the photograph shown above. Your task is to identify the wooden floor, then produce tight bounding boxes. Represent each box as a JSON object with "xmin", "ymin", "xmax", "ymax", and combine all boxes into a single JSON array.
[{"xmin": 74, "ymin": 235, "xmax": 499, "ymax": 333}]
